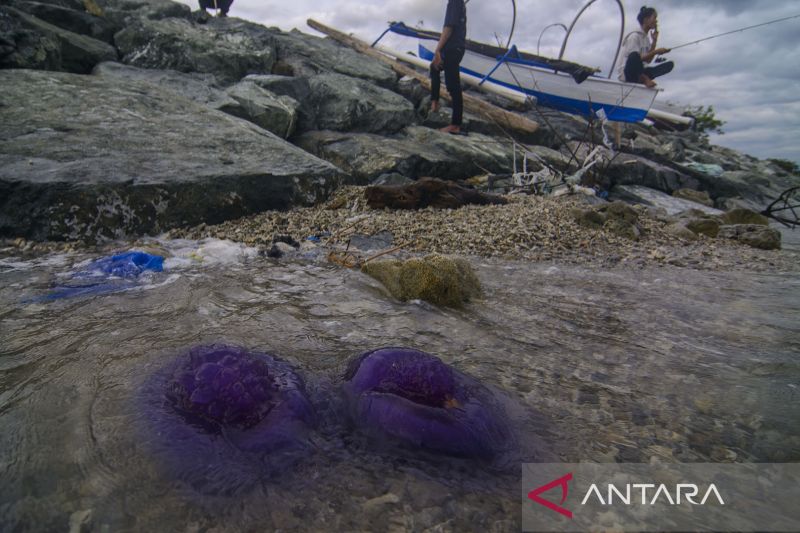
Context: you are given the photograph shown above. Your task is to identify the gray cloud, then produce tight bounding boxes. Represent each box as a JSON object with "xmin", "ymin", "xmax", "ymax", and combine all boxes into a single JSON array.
[{"xmin": 181, "ymin": 0, "xmax": 800, "ymax": 163}]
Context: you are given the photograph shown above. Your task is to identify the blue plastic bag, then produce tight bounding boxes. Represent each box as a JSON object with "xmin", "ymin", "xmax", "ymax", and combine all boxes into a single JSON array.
[
  {"xmin": 38, "ymin": 251, "xmax": 164, "ymax": 301},
  {"xmin": 83, "ymin": 251, "xmax": 164, "ymax": 278}
]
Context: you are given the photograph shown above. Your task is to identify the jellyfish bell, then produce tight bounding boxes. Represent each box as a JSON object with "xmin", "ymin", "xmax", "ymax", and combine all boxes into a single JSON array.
[
  {"xmin": 343, "ymin": 348, "xmax": 515, "ymax": 459},
  {"xmin": 139, "ymin": 345, "xmax": 315, "ymax": 494}
]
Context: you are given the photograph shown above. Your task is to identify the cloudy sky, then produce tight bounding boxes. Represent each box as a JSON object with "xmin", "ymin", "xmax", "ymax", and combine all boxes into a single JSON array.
[{"xmin": 182, "ymin": 0, "xmax": 800, "ymax": 163}]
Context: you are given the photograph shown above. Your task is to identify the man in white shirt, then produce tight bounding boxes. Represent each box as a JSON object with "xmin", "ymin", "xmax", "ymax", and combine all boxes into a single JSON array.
[{"xmin": 617, "ymin": 6, "xmax": 673, "ymax": 87}]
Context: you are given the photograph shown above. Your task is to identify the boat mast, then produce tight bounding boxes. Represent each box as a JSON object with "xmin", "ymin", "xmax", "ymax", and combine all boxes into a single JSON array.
[
  {"xmin": 537, "ymin": 23, "xmax": 567, "ymax": 55},
  {"xmin": 558, "ymin": 0, "xmax": 625, "ymax": 79}
]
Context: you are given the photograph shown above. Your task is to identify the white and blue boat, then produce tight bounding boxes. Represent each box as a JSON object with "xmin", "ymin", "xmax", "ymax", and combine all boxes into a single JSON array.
[{"xmin": 374, "ymin": 22, "xmax": 662, "ymax": 124}]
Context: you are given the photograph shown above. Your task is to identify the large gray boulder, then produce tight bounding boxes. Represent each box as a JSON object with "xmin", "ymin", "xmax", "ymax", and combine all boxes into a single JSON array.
[
  {"xmin": 95, "ymin": 0, "xmax": 192, "ymax": 28},
  {"xmin": 294, "ymin": 130, "xmax": 456, "ymax": 183},
  {"xmin": 271, "ymin": 28, "xmax": 396, "ymax": 88},
  {"xmin": 610, "ymin": 185, "xmax": 723, "ymax": 216},
  {"xmin": 114, "ymin": 16, "xmax": 275, "ymax": 84},
  {"xmin": 92, "ymin": 61, "xmax": 224, "ymax": 104},
  {"xmin": 10, "ymin": 0, "xmax": 119, "ymax": 43},
  {"xmin": 1, "ymin": 6, "xmax": 117, "ymax": 73},
  {"xmin": 0, "ymin": 69, "xmax": 347, "ymax": 241},
  {"xmin": 718, "ymin": 224, "xmax": 781, "ymax": 250},
  {"xmin": 244, "ymin": 73, "xmax": 311, "ymax": 101},
  {"xmin": 606, "ymin": 152, "xmax": 697, "ymax": 193},
  {"xmin": 0, "ymin": 7, "xmax": 62, "ymax": 71},
  {"xmin": 297, "ymin": 73, "xmax": 415, "ymax": 134},
  {"xmin": 296, "ymin": 126, "xmax": 516, "ymax": 183},
  {"xmin": 217, "ymin": 80, "xmax": 299, "ymax": 139},
  {"xmin": 401, "ymin": 126, "xmax": 514, "ymax": 176},
  {"xmin": 93, "ymin": 64, "xmax": 299, "ymax": 138}
]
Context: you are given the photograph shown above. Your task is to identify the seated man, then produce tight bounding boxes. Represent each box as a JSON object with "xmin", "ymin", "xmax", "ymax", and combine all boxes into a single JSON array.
[
  {"xmin": 617, "ymin": 6, "xmax": 673, "ymax": 87},
  {"xmin": 199, "ymin": 0, "xmax": 233, "ymax": 17}
]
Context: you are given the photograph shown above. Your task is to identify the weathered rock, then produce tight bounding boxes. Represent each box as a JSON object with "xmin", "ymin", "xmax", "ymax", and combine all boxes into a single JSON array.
[
  {"xmin": 720, "ymin": 208, "xmax": 770, "ymax": 226},
  {"xmin": 664, "ymin": 221, "xmax": 699, "ymax": 241},
  {"xmin": 606, "ymin": 152, "xmax": 695, "ymax": 193},
  {"xmin": 11, "ymin": 0, "xmax": 119, "ymax": 43},
  {"xmin": 525, "ymin": 108, "xmax": 590, "ymax": 148},
  {"xmin": 297, "ymin": 73, "xmax": 415, "ymax": 134},
  {"xmin": 1, "ymin": 6, "xmax": 117, "ymax": 73},
  {"xmin": 218, "ymin": 80, "xmax": 298, "ymax": 138},
  {"xmin": 114, "ymin": 16, "xmax": 275, "ymax": 84},
  {"xmin": 0, "ymin": 69, "xmax": 346, "ymax": 241},
  {"xmin": 98, "ymin": 0, "xmax": 192, "ymax": 28},
  {"xmin": 683, "ymin": 162, "xmax": 724, "ymax": 177},
  {"xmin": 717, "ymin": 225, "xmax": 781, "ymax": 250},
  {"xmin": 395, "ymin": 75, "xmax": 427, "ymax": 108},
  {"xmin": 0, "ymin": 7, "xmax": 62, "ymax": 71},
  {"xmin": 361, "ymin": 254, "xmax": 482, "ymax": 308},
  {"xmin": 610, "ymin": 185, "xmax": 723, "ymax": 216},
  {"xmin": 688, "ymin": 169, "xmax": 800, "ymax": 211},
  {"xmin": 421, "ymin": 101, "xmax": 500, "ymax": 138},
  {"xmin": 401, "ymin": 126, "xmax": 515, "ymax": 176},
  {"xmin": 684, "ymin": 217, "xmax": 720, "ymax": 238},
  {"xmin": 672, "ymin": 188, "xmax": 713, "ymax": 207},
  {"xmin": 365, "ymin": 178, "xmax": 507, "ymax": 210},
  {"xmin": 92, "ymin": 61, "xmax": 224, "ymax": 103},
  {"xmin": 294, "ymin": 130, "xmax": 456, "ymax": 183},
  {"xmin": 243, "ymin": 73, "xmax": 311, "ymax": 102},
  {"xmin": 271, "ymin": 28, "xmax": 396, "ymax": 87},
  {"xmin": 372, "ymin": 173, "xmax": 414, "ymax": 186},
  {"xmin": 620, "ymin": 127, "xmax": 687, "ymax": 162},
  {"xmin": 573, "ymin": 201, "xmax": 642, "ymax": 240}
]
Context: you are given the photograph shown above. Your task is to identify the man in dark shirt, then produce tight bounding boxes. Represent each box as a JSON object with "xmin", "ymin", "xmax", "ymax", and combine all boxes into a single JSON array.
[{"xmin": 430, "ymin": 0, "xmax": 467, "ymax": 134}]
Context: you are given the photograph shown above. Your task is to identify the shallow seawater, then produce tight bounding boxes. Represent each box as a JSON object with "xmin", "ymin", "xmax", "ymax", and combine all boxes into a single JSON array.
[{"xmin": 1, "ymin": 238, "xmax": 798, "ymax": 532}]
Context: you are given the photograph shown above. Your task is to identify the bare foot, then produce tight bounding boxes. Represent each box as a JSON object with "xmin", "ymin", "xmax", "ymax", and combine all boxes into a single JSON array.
[
  {"xmin": 440, "ymin": 125, "xmax": 461, "ymax": 134},
  {"xmin": 430, "ymin": 100, "xmax": 440, "ymax": 113},
  {"xmin": 639, "ymin": 75, "xmax": 657, "ymax": 88}
]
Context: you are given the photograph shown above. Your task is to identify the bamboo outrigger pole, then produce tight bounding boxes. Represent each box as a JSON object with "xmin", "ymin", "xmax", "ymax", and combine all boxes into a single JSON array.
[{"xmin": 307, "ymin": 19, "xmax": 539, "ymax": 136}]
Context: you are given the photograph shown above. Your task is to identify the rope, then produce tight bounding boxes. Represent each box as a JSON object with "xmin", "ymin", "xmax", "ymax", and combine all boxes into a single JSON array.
[{"xmin": 669, "ymin": 13, "xmax": 800, "ymax": 50}]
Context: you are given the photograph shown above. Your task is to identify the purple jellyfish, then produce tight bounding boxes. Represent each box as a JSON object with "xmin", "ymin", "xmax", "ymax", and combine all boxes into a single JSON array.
[
  {"xmin": 343, "ymin": 348, "xmax": 514, "ymax": 459},
  {"xmin": 138, "ymin": 345, "xmax": 315, "ymax": 494}
]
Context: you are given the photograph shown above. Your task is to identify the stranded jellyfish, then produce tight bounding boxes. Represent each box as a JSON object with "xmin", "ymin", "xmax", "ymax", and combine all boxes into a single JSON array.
[
  {"xmin": 343, "ymin": 347, "xmax": 514, "ymax": 459},
  {"xmin": 139, "ymin": 345, "xmax": 315, "ymax": 494}
]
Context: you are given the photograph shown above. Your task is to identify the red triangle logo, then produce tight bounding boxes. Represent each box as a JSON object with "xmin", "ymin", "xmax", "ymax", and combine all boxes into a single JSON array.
[{"xmin": 528, "ymin": 472, "xmax": 573, "ymax": 519}]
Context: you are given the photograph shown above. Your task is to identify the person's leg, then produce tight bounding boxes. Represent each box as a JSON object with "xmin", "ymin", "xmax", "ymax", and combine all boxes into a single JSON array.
[
  {"xmin": 624, "ymin": 52, "xmax": 656, "ymax": 87},
  {"xmin": 442, "ymin": 47, "xmax": 465, "ymax": 130},
  {"xmin": 644, "ymin": 60, "xmax": 674, "ymax": 80},
  {"xmin": 430, "ymin": 62, "xmax": 442, "ymax": 113},
  {"xmin": 217, "ymin": 0, "xmax": 232, "ymax": 16}
]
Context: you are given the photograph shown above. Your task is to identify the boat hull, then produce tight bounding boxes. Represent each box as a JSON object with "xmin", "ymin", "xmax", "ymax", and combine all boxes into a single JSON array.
[{"xmin": 420, "ymin": 45, "xmax": 658, "ymax": 123}]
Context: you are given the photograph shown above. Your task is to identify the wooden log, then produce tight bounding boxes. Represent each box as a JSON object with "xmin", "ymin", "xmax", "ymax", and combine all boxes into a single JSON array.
[{"xmin": 307, "ymin": 19, "xmax": 538, "ymax": 136}]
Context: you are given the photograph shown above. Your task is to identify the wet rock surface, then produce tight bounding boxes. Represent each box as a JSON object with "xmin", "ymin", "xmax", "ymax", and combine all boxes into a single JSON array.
[
  {"xmin": 361, "ymin": 254, "xmax": 482, "ymax": 308},
  {"xmin": 0, "ymin": 69, "xmax": 346, "ymax": 241},
  {"xmin": 718, "ymin": 224, "xmax": 782, "ymax": 250}
]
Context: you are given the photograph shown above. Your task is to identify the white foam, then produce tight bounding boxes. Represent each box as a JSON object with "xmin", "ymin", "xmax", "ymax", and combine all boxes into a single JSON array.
[{"xmin": 162, "ymin": 238, "xmax": 260, "ymax": 269}]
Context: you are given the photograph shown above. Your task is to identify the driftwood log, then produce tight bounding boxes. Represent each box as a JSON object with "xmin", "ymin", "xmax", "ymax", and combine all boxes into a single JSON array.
[
  {"xmin": 307, "ymin": 19, "xmax": 538, "ymax": 136},
  {"xmin": 365, "ymin": 178, "xmax": 508, "ymax": 210}
]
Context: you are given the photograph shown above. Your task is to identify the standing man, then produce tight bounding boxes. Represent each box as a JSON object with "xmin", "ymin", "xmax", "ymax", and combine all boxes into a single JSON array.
[{"xmin": 430, "ymin": 0, "xmax": 467, "ymax": 134}]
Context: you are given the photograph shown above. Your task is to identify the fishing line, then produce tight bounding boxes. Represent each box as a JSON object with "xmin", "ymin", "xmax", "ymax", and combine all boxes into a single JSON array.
[{"xmin": 669, "ymin": 13, "xmax": 800, "ymax": 50}]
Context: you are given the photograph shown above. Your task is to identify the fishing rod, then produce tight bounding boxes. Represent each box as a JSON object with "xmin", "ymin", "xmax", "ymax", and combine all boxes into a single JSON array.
[{"xmin": 669, "ymin": 13, "xmax": 800, "ymax": 51}]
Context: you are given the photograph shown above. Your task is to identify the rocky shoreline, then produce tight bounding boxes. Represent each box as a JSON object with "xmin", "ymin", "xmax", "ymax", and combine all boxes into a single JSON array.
[
  {"xmin": 1, "ymin": 0, "xmax": 798, "ymax": 273},
  {"xmin": 5, "ymin": 185, "xmax": 796, "ymax": 275}
]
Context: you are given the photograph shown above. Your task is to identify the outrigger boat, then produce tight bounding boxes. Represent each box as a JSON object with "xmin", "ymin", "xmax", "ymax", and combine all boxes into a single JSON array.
[{"xmin": 372, "ymin": 21, "xmax": 692, "ymax": 126}]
